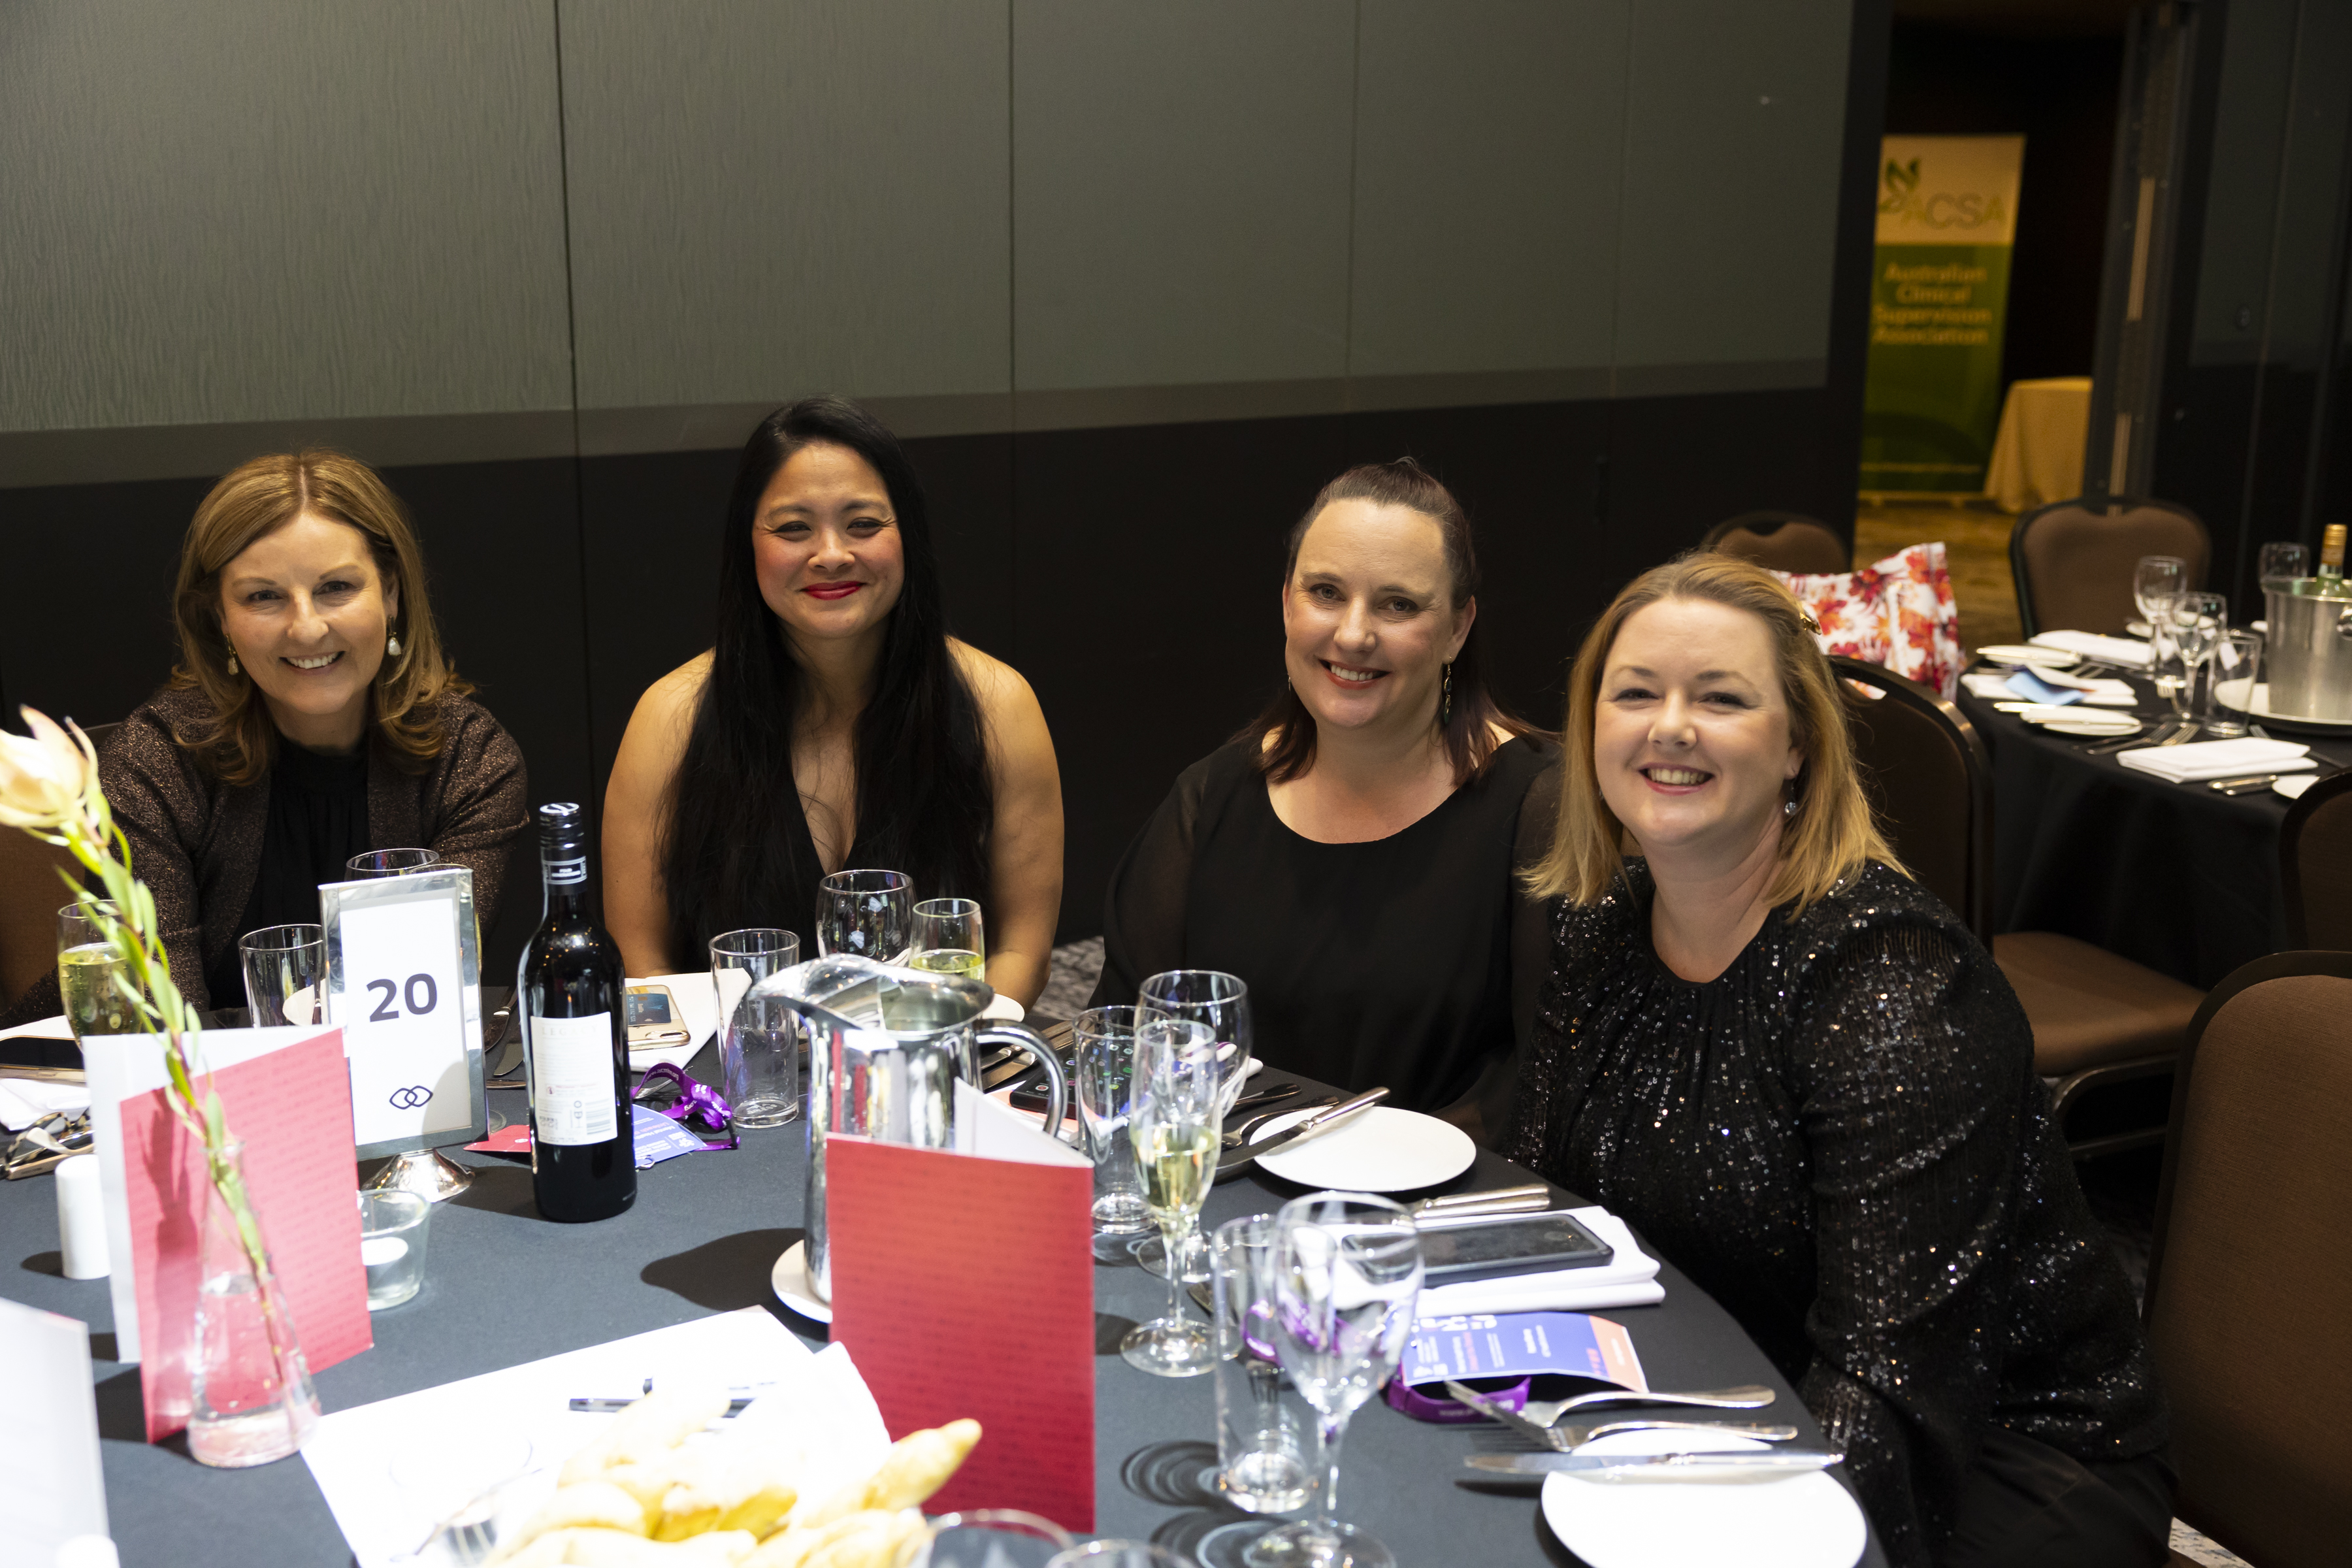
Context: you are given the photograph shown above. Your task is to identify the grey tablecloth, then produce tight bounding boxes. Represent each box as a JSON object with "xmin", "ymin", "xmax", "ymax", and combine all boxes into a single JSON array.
[
  {"xmin": 1958, "ymin": 672, "xmax": 2352, "ymax": 987},
  {"xmin": 0, "ymin": 1051, "xmax": 1884, "ymax": 1567}
]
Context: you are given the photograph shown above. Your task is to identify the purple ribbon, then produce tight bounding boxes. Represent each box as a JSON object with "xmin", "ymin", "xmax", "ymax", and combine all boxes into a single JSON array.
[
  {"xmin": 632, "ymin": 1062, "xmax": 739, "ymax": 1150},
  {"xmin": 1385, "ymin": 1375, "xmax": 1535, "ymax": 1424}
]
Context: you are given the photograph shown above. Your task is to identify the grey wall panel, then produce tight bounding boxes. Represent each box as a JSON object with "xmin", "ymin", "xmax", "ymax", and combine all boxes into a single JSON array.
[
  {"xmin": 559, "ymin": 0, "xmax": 1011, "ymax": 414},
  {"xmin": 1348, "ymin": 0, "xmax": 1629, "ymax": 380},
  {"xmin": 1011, "ymin": 0, "xmax": 1355, "ymax": 395},
  {"xmin": 0, "ymin": 1, "xmax": 572, "ymax": 432},
  {"xmin": 2189, "ymin": 0, "xmax": 2296, "ymax": 365},
  {"xmin": 1612, "ymin": 0, "xmax": 1852, "ymax": 378}
]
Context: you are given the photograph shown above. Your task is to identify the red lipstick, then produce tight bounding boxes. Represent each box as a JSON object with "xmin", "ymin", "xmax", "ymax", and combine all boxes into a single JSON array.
[{"xmin": 802, "ymin": 582, "xmax": 863, "ymax": 601}]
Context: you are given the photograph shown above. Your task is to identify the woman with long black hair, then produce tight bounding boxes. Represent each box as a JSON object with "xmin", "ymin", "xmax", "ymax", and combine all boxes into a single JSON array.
[{"xmin": 602, "ymin": 397, "xmax": 1062, "ymax": 1007}]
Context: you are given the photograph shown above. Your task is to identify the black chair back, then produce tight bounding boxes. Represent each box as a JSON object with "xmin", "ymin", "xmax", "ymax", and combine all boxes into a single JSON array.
[
  {"xmin": 2281, "ymin": 769, "xmax": 2352, "ymax": 951},
  {"xmin": 1698, "ymin": 512, "xmax": 1850, "ymax": 576},
  {"xmin": 1827, "ymin": 656, "xmax": 1995, "ymax": 943},
  {"xmin": 2008, "ymin": 495, "xmax": 2209, "ymax": 638}
]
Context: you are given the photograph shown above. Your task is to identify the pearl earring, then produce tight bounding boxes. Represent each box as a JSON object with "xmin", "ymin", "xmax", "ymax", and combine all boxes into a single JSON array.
[
  {"xmin": 225, "ymin": 649, "xmax": 238, "ymax": 676},
  {"xmin": 1784, "ymin": 795, "xmax": 1799, "ymax": 818},
  {"xmin": 386, "ymin": 632, "xmax": 402, "ymax": 657}
]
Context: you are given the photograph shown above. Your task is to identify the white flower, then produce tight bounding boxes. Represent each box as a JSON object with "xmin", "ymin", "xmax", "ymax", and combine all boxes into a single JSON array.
[{"xmin": 0, "ymin": 707, "xmax": 95, "ymax": 831}]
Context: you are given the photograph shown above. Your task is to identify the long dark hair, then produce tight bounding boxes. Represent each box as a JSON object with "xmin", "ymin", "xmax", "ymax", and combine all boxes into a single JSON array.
[
  {"xmin": 1248, "ymin": 459, "xmax": 1535, "ymax": 785},
  {"xmin": 660, "ymin": 397, "xmax": 993, "ymax": 961}
]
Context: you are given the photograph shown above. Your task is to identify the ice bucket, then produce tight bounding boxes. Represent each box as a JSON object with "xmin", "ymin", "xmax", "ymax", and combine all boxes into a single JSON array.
[{"xmin": 2263, "ymin": 580, "xmax": 2352, "ymax": 723}]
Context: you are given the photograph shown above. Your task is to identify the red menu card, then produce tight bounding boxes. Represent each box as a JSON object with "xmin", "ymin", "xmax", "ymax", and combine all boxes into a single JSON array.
[
  {"xmin": 116, "ymin": 1029, "xmax": 372, "ymax": 1441},
  {"xmin": 825, "ymin": 1111, "xmax": 1096, "ymax": 1531}
]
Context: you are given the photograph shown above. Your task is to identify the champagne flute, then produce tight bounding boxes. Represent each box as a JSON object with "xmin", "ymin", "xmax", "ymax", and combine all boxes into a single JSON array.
[
  {"xmin": 909, "ymin": 898, "xmax": 985, "ymax": 980},
  {"xmin": 1119, "ymin": 1018, "xmax": 1222, "ymax": 1377},
  {"xmin": 56, "ymin": 902, "xmax": 132, "ymax": 1042},
  {"xmin": 815, "ymin": 870, "xmax": 913, "ymax": 964},
  {"xmin": 2171, "ymin": 591, "xmax": 2227, "ymax": 730},
  {"xmin": 1135, "ymin": 970, "xmax": 1253, "ymax": 1282},
  {"xmin": 2133, "ymin": 555, "xmax": 2186, "ymax": 689},
  {"xmin": 1250, "ymin": 1194, "xmax": 1424, "ymax": 1568}
]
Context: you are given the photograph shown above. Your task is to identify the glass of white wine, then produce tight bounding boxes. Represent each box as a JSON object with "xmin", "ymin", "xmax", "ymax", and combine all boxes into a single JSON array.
[
  {"xmin": 57, "ymin": 902, "xmax": 133, "ymax": 1043},
  {"xmin": 1120, "ymin": 1017, "xmax": 1222, "ymax": 1377},
  {"xmin": 909, "ymin": 898, "xmax": 985, "ymax": 980}
]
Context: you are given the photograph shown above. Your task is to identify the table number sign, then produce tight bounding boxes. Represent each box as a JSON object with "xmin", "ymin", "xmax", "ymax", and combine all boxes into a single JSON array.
[{"xmin": 321, "ymin": 867, "xmax": 486, "ymax": 1158}]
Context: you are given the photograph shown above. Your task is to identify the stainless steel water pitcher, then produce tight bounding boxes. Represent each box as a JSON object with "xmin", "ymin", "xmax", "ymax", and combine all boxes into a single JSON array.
[
  {"xmin": 748, "ymin": 953, "xmax": 1068, "ymax": 1302},
  {"xmin": 2263, "ymin": 579, "xmax": 2352, "ymax": 722}
]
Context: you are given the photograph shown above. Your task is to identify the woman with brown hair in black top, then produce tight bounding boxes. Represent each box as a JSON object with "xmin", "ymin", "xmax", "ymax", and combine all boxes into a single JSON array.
[
  {"xmin": 2, "ymin": 450, "xmax": 526, "ymax": 1024},
  {"xmin": 1092, "ymin": 460, "xmax": 1550, "ymax": 1133}
]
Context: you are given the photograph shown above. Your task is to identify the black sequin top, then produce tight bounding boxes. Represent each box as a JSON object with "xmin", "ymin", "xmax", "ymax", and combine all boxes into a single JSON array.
[{"xmin": 1505, "ymin": 859, "xmax": 2166, "ymax": 1566}]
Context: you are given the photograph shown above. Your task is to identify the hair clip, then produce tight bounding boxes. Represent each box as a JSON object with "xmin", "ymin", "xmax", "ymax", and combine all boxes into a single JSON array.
[{"xmin": 1799, "ymin": 611, "xmax": 1821, "ymax": 634}]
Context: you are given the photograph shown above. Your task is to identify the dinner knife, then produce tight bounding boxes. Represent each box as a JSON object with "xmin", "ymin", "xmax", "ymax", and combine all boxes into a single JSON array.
[
  {"xmin": 1462, "ymin": 1449, "xmax": 1842, "ymax": 1477},
  {"xmin": 1410, "ymin": 1183, "xmax": 1553, "ymax": 1220},
  {"xmin": 1216, "ymin": 1087, "xmax": 1387, "ymax": 1175},
  {"xmin": 2206, "ymin": 773, "xmax": 2282, "ymax": 795},
  {"xmin": 2085, "ymin": 717, "xmax": 2180, "ymax": 756}
]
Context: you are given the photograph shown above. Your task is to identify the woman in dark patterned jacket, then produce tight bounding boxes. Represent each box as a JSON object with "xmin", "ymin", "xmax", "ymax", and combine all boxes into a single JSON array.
[
  {"xmin": 3, "ymin": 451, "xmax": 525, "ymax": 1025},
  {"xmin": 1507, "ymin": 553, "xmax": 2168, "ymax": 1567}
]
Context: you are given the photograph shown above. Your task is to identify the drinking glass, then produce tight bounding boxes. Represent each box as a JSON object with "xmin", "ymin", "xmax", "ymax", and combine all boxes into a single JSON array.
[
  {"xmin": 56, "ymin": 902, "xmax": 132, "ymax": 1043},
  {"xmin": 240, "ymin": 923, "xmax": 327, "ymax": 1027},
  {"xmin": 816, "ymin": 870, "xmax": 913, "ymax": 964},
  {"xmin": 1251, "ymin": 1194, "xmax": 1424, "ymax": 1568},
  {"xmin": 915, "ymin": 1511, "xmax": 1076, "ymax": 1568},
  {"xmin": 1119, "ymin": 1018, "xmax": 1223, "ymax": 1377},
  {"xmin": 2206, "ymin": 630, "xmax": 2262, "ymax": 738},
  {"xmin": 358, "ymin": 1189, "xmax": 431, "ymax": 1309},
  {"xmin": 1047, "ymin": 1546, "xmax": 1188, "ymax": 1568},
  {"xmin": 2260, "ymin": 541, "xmax": 2311, "ymax": 585},
  {"xmin": 2170, "ymin": 591, "xmax": 2227, "ymax": 728},
  {"xmin": 2132, "ymin": 555, "xmax": 2186, "ymax": 629},
  {"xmin": 711, "ymin": 928, "xmax": 802, "ymax": 1127},
  {"xmin": 347, "ymin": 847, "xmax": 440, "ymax": 879},
  {"xmin": 1134, "ymin": 970, "xmax": 1254, "ymax": 1283},
  {"xmin": 1209, "ymin": 1214, "xmax": 1318, "ymax": 1515},
  {"xmin": 909, "ymin": 898, "xmax": 985, "ymax": 980},
  {"xmin": 1074, "ymin": 1007, "xmax": 1154, "ymax": 1239}
]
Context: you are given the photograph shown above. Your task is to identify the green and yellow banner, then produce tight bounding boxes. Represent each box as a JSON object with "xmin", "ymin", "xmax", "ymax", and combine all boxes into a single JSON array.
[{"xmin": 1860, "ymin": 134, "xmax": 2025, "ymax": 495}]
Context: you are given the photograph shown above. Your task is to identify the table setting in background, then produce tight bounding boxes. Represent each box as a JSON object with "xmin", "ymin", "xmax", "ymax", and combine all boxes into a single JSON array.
[
  {"xmin": 0, "ymin": 708, "xmax": 1883, "ymax": 1568},
  {"xmin": 1955, "ymin": 536, "xmax": 2352, "ymax": 987}
]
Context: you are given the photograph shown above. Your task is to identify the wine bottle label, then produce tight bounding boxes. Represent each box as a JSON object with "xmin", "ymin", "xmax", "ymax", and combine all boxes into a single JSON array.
[
  {"xmin": 531, "ymin": 1012, "xmax": 619, "ymax": 1145},
  {"xmin": 545, "ymin": 854, "xmax": 587, "ymax": 886}
]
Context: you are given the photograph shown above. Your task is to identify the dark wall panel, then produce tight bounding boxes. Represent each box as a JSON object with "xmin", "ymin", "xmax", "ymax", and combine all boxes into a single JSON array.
[
  {"xmin": 1013, "ymin": 414, "xmax": 1347, "ymax": 942},
  {"xmin": 1603, "ymin": 389, "xmax": 1837, "ymax": 575}
]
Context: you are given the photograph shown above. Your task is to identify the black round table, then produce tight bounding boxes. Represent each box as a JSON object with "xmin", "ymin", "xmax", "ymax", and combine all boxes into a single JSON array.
[
  {"xmin": 1957, "ymin": 668, "xmax": 2352, "ymax": 987},
  {"xmin": 0, "ymin": 1045, "xmax": 1887, "ymax": 1567}
]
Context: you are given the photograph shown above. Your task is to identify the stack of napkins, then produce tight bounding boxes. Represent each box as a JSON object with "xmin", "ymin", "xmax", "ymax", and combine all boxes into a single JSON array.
[
  {"xmin": 2118, "ymin": 737, "xmax": 2315, "ymax": 782},
  {"xmin": 2030, "ymin": 630, "xmax": 2155, "ymax": 668},
  {"xmin": 1417, "ymin": 1206, "xmax": 1664, "ymax": 1315}
]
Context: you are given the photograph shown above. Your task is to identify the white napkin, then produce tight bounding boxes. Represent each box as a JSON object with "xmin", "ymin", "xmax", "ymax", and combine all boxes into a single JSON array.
[
  {"xmin": 2118, "ymin": 738, "xmax": 2315, "ymax": 782},
  {"xmin": 2030, "ymin": 630, "xmax": 2155, "ymax": 668},
  {"xmin": 2026, "ymin": 668, "xmax": 2140, "ymax": 704},
  {"xmin": 1961, "ymin": 672, "xmax": 2017, "ymax": 700},
  {"xmin": 1416, "ymin": 1206, "xmax": 1665, "ymax": 1315},
  {"xmin": 0, "ymin": 1076, "xmax": 91, "ymax": 1132}
]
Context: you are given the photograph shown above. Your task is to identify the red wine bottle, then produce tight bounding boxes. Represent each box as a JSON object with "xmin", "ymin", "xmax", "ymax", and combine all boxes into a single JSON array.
[{"xmin": 517, "ymin": 803, "xmax": 635, "ymax": 1222}]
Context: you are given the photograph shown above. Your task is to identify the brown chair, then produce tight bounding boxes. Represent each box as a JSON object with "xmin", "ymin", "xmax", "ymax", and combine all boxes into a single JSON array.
[
  {"xmin": 2144, "ymin": 950, "xmax": 2352, "ymax": 1568},
  {"xmin": 1699, "ymin": 511, "xmax": 1851, "ymax": 576},
  {"xmin": 1827, "ymin": 658, "xmax": 2205, "ymax": 1156},
  {"xmin": 2281, "ymin": 768, "xmax": 2352, "ymax": 951},
  {"xmin": 0, "ymin": 721, "xmax": 116, "ymax": 1011},
  {"xmin": 2008, "ymin": 495, "xmax": 2210, "ymax": 638}
]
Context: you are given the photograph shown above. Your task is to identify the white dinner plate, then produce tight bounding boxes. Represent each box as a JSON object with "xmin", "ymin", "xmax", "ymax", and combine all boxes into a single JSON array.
[
  {"xmin": 1249, "ymin": 1105, "xmax": 1476, "ymax": 1193},
  {"xmin": 770, "ymin": 1239, "xmax": 831, "ymax": 1323},
  {"xmin": 1539, "ymin": 1429, "xmax": 1867, "ymax": 1568},
  {"xmin": 2276, "ymin": 774, "xmax": 2320, "ymax": 800},
  {"xmin": 1973, "ymin": 644, "xmax": 2078, "ymax": 668},
  {"xmin": 2012, "ymin": 705, "xmax": 2138, "ymax": 734},
  {"xmin": 2213, "ymin": 678, "xmax": 2352, "ymax": 736}
]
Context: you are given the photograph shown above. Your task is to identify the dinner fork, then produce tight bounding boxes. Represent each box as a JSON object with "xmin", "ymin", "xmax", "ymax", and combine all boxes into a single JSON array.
[
  {"xmin": 1446, "ymin": 1382, "xmax": 1793, "ymax": 1449},
  {"xmin": 1522, "ymin": 1382, "xmax": 1777, "ymax": 1425}
]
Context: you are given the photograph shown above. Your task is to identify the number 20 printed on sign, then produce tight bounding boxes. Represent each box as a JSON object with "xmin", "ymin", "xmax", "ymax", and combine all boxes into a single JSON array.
[{"xmin": 338, "ymin": 896, "xmax": 468, "ymax": 1144}]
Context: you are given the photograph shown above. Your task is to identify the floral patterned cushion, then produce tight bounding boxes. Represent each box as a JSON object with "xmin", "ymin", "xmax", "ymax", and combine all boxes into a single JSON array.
[{"xmin": 1771, "ymin": 542, "xmax": 1962, "ymax": 699}]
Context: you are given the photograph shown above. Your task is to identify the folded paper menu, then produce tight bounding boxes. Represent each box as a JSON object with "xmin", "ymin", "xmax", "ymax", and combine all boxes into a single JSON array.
[
  {"xmin": 2030, "ymin": 630, "xmax": 2155, "ymax": 668},
  {"xmin": 81, "ymin": 1026, "xmax": 372, "ymax": 1437},
  {"xmin": 826, "ymin": 1081, "xmax": 1094, "ymax": 1531},
  {"xmin": 1401, "ymin": 1310, "xmax": 1648, "ymax": 1394},
  {"xmin": 302, "ymin": 1307, "xmax": 877, "ymax": 1568},
  {"xmin": 1416, "ymin": 1207, "xmax": 1664, "ymax": 1316},
  {"xmin": 2117, "ymin": 736, "xmax": 2315, "ymax": 782},
  {"xmin": 0, "ymin": 1296, "xmax": 109, "ymax": 1560}
]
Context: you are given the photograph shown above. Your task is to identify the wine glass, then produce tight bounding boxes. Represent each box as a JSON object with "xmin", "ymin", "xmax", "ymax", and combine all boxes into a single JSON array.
[
  {"xmin": 1250, "ymin": 1194, "xmax": 1424, "ymax": 1568},
  {"xmin": 346, "ymin": 847, "xmax": 440, "ymax": 878},
  {"xmin": 2132, "ymin": 555, "xmax": 2186, "ymax": 630},
  {"xmin": 1119, "ymin": 1018, "xmax": 1223, "ymax": 1377},
  {"xmin": 56, "ymin": 902, "xmax": 132, "ymax": 1042},
  {"xmin": 2259, "ymin": 541, "xmax": 2310, "ymax": 585},
  {"xmin": 1134, "ymin": 970, "xmax": 1253, "ymax": 1282},
  {"xmin": 2170, "ymin": 591, "xmax": 2227, "ymax": 728},
  {"xmin": 815, "ymin": 870, "xmax": 913, "ymax": 964},
  {"xmin": 909, "ymin": 898, "xmax": 985, "ymax": 980}
]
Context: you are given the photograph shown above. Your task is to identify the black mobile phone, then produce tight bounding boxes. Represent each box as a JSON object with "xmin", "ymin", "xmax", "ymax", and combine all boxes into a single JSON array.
[
  {"xmin": 1007, "ymin": 1075, "xmax": 1053, "ymax": 1112},
  {"xmin": 1416, "ymin": 1210, "xmax": 1613, "ymax": 1283}
]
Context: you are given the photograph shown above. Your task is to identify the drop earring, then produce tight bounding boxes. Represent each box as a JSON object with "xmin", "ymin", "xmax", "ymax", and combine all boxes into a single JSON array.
[
  {"xmin": 1440, "ymin": 661, "xmax": 1454, "ymax": 727},
  {"xmin": 225, "ymin": 649, "xmax": 238, "ymax": 676},
  {"xmin": 1784, "ymin": 794, "xmax": 1799, "ymax": 817},
  {"xmin": 386, "ymin": 632, "xmax": 402, "ymax": 657}
]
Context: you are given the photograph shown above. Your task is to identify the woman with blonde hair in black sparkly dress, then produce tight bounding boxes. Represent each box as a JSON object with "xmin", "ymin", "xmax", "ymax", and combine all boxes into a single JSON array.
[{"xmin": 1507, "ymin": 554, "xmax": 2168, "ymax": 1567}]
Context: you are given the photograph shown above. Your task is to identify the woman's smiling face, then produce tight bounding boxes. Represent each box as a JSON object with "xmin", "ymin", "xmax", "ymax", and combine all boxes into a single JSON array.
[
  {"xmin": 217, "ymin": 511, "xmax": 395, "ymax": 750},
  {"xmin": 1593, "ymin": 596, "xmax": 1802, "ymax": 866},
  {"xmin": 1281, "ymin": 498, "xmax": 1472, "ymax": 739},
  {"xmin": 751, "ymin": 441, "xmax": 907, "ymax": 651}
]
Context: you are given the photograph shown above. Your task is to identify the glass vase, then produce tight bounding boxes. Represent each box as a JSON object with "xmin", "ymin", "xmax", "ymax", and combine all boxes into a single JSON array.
[{"xmin": 188, "ymin": 1142, "xmax": 321, "ymax": 1467}]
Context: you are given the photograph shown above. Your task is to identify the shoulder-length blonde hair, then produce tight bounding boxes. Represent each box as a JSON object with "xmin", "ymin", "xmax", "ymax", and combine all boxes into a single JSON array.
[
  {"xmin": 170, "ymin": 450, "xmax": 470, "ymax": 784},
  {"xmin": 1526, "ymin": 552, "xmax": 1901, "ymax": 913}
]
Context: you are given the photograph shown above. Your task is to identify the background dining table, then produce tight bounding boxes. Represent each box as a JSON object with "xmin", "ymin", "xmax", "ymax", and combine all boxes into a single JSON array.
[
  {"xmin": 1957, "ymin": 670, "xmax": 2352, "ymax": 987},
  {"xmin": 0, "ymin": 1038, "xmax": 1886, "ymax": 1567}
]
